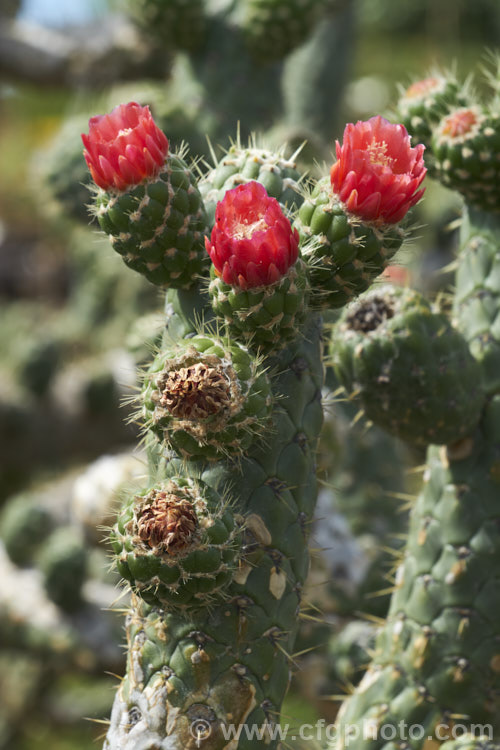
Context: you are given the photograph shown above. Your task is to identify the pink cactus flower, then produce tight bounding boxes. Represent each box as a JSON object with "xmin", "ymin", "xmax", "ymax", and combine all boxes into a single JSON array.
[
  {"xmin": 205, "ymin": 181, "xmax": 299, "ymax": 289},
  {"xmin": 82, "ymin": 102, "xmax": 169, "ymax": 192},
  {"xmin": 440, "ymin": 107, "xmax": 479, "ymax": 138},
  {"xmin": 404, "ymin": 76, "xmax": 441, "ymax": 98},
  {"xmin": 330, "ymin": 115, "xmax": 426, "ymax": 225}
]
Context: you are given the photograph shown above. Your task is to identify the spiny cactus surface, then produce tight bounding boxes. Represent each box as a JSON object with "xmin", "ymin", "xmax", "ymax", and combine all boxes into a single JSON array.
[
  {"xmin": 79, "ymin": 100, "xmax": 426, "ymax": 749},
  {"xmin": 327, "ymin": 61, "xmax": 500, "ymax": 750}
]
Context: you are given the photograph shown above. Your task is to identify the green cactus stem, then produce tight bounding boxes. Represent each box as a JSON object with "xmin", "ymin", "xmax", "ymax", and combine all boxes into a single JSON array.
[
  {"xmin": 331, "ymin": 406, "xmax": 500, "ymax": 747},
  {"xmin": 454, "ymin": 208, "xmax": 500, "ymax": 394},
  {"xmin": 393, "ymin": 72, "xmax": 471, "ymax": 174},
  {"xmin": 94, "ymin": 149, "xmax": 210, "ymax": 288},
  {"xmin": 208, "ymin": 260, "xmax": 310, "ymax": 352},
  {"xmin": 0, "ymin": 495, "xmax": 52, "ymax": 567},
  {"xmin": 330, "ymin": 63, "xmax": 500, "ymax": 750},
  {"xmin": 441, "ymin": 738, "xmax": 499, "ymax": 750},
  {"xmin": 295, "ymin": 176, "xmax": 405, "ymax": 308},
  {"xmin": 81, "ymin": 101, "xmax": 423, "ymax": 749},
  {"xmin": 432, "ymin": 106, "xmax": 500, "ymax": 214}
]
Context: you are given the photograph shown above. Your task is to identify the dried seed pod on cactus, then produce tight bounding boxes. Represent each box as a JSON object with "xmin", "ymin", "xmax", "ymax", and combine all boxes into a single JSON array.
[
  {"xmin": 330, "ymin": 284, "xmax": 486, "ymax": 446},
  {"xmin": 141, "ymin": 332, "xmax": 273, "ymax": 460},
  {"xmin": 111, "ymin": 478, "xmax": 240, "ymax": 610}
]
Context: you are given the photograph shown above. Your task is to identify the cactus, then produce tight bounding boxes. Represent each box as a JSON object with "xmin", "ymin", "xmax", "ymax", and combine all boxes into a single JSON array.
[
  {"xmin": 123, "ymin": 0, "xmax": 207, "ymax": 52},
  {"xmin": 111, "ymin": 478, "xmax": 241, "ymax": 609},
  {"xmin": 327, "ymin": 63, "xmax": 500, "ymax": 750},
  {"xmin": 331, "ymin": 285, "xmax": 485, "ymax": 445},
  {"xmin": 393, "ymin": 73, "xmax": 471, "ymax": 175},
  {"xmin": 198, "ymin": 138, "xmax": 304, "ymax": 225},
  {"xmin": 294, "ymin": 116, "xmax": 425, "ymax": 309},
  {"xmin": 38, "ymin": 528, "xmax": 88, "ymax": 613},
  {"xmin": 0, "ymin": 494, "xmax": 52, "ymax": 567},
  {"xmin": 118, "ymin": 0, "xmax": 353, "ymax": 156},
  {"xmin": 241, "ymin": 0, "xmax": 337, "ymax": 63},
  {"xmin": 77, "ymin": 97, "xmax": 429, "ymax": 749},
  {"xmin": 206, "ymin": 181, "xmax": 309, "ymax": 350}
]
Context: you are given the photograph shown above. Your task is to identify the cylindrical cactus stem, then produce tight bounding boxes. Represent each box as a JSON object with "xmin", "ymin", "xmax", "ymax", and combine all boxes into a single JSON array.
[
  {"xmin": 0, "ymin": 495, "xmax": 52, "ymax": 567},
  {"xmin": 104, "ymin": 295, "xmax": 324, "ymax": 750},
  {"xmin": 280, "ymin": 2, "xmax": 356, "ymax": 147},
  {"xmin": 330, "ymin": 398, "xmax": 500, "ymax": 748},
  {"xmin": 329, "ymin": 63, "xmax": 500, "ymax": 747},
  {"xmin": 123, "ymin": 0, "xmax": 207, "ymax": 52},
  {"xmin": 82, "ymin": 103, "xmax": 429, "ymax": 748},
  {"xmin": 454, "ymin": 208, "xmax": 500, "ymax": 394},
  {"xmin": 111, "ymin": 478, "xmax": 240, "ymax": 610},
  {"xmin": 393, "ymin": 71, "xmax": 471, "ymax": 175},
  {"xmin": 141, "ymin": 331, "xmax": 273, "ymax": 459},
  {"xmin": 241, "ymin": 0, "xmax": 336, "ymax": 63},
  {"xmin": 432, "ymin": 105, "xmax": 500, "ymax": 213},
  {"xmin": 81, "ymin": 102, "xmax": 327, "ymax": 749}
]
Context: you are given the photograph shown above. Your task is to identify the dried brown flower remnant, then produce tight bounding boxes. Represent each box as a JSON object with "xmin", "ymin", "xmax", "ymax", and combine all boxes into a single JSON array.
[
  {"xmin": 157, "ymin": 362, "xmax": 232, "ymax": 419},
  {"xmin": 136, "ymin": 490, "xmax": 198, "ymax": 554},
  {"xmin": 346, "ymin": 295, "xmax": 395, "ymax": 333}
]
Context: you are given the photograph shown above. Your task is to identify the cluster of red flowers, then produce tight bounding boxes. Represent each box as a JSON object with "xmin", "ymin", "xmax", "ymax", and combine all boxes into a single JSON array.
[{"xmin": 83, "ymin": 104, "xmax": 426, "ymax": 287}]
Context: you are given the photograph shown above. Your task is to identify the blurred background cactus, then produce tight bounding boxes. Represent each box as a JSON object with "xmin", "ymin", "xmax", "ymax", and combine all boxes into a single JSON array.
[{"xmin": 1, "ymin": 0, "xmax": 500, "ymax": 748}]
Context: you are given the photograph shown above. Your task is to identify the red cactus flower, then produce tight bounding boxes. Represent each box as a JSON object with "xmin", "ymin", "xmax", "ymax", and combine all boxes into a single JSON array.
[
  {"xmin": 81, "ymin": 102, "xmax": 169, "ymax": 192},
  {"xmin": 205, "ymin": 181, "xmax": 299, "ymax": 289},
  {"xmin": 330, "ymin": 115, "xmax": 426, "ymax": 225}
]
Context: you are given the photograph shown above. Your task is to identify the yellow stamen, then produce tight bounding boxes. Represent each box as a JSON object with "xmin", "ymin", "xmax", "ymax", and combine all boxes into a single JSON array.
[
  {"xmin": 232, "ymin": 217, "xmax": 268, "ymax": 240},
  {"xmin": 366, "ymin": 140, "xmax": 394, "ymax": 168}
]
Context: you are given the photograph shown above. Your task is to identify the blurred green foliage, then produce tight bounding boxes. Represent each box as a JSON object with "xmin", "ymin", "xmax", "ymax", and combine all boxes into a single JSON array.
[{"xmin": 359, "ymin": 0, "xmax": 500, "ymax": 42}]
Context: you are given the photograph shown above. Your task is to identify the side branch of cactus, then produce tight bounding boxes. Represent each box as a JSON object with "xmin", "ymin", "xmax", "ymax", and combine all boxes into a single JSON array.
[{"xmin": 328, "ymin": 63, "xmax": 500, "ymax": 749}]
